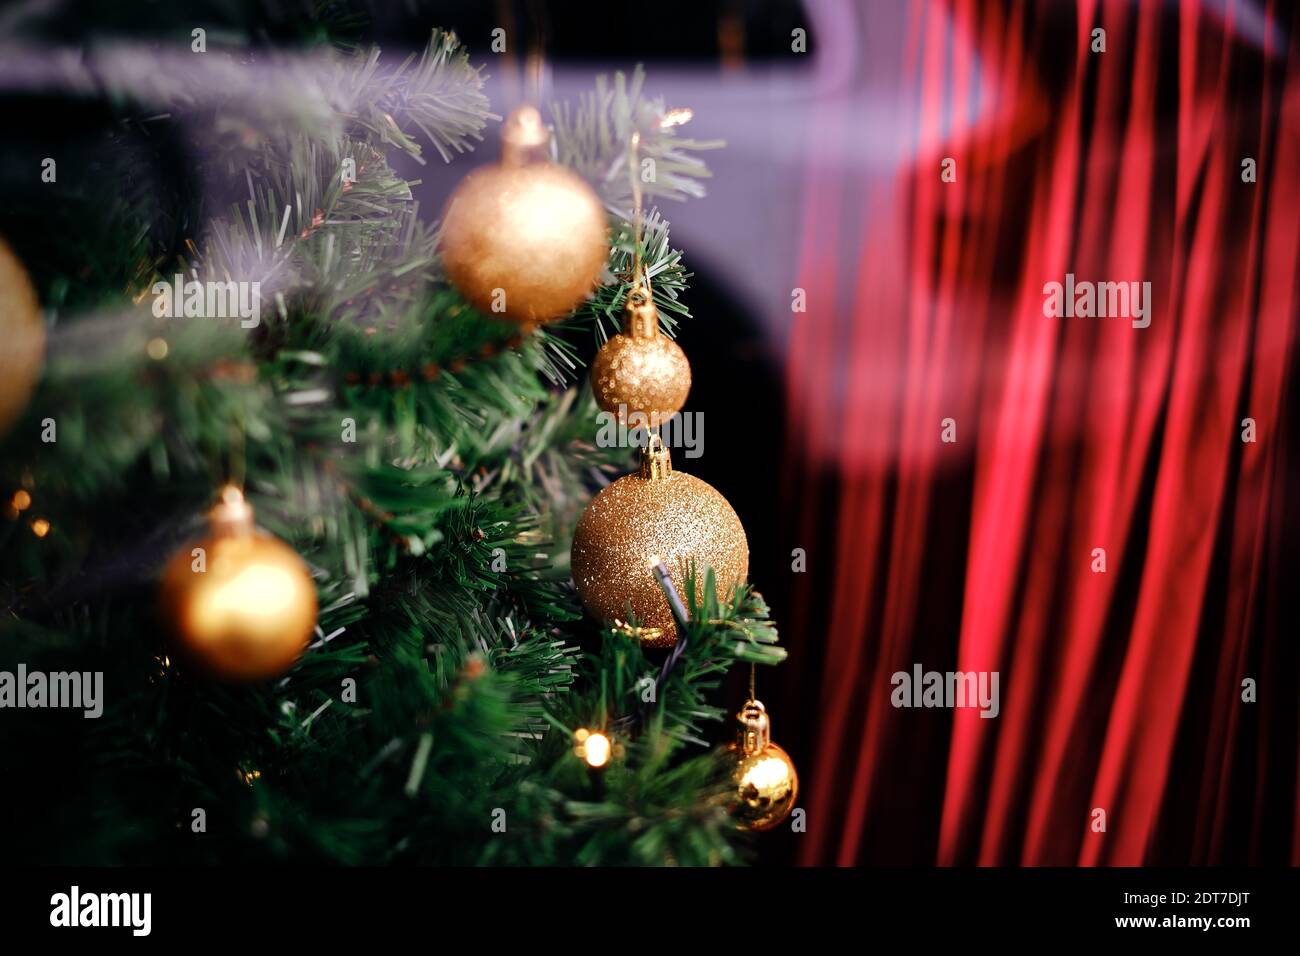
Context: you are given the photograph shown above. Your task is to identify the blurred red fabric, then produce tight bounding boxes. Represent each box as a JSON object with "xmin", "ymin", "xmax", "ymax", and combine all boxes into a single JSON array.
[{"xmin": 782, "ymin": 0, "xmax": 1299, "ymax": 865}]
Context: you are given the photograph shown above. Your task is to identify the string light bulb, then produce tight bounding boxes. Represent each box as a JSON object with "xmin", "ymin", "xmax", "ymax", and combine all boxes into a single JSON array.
[{"xmin": 573, "ymin": 728, "xmax": 614, "ymax": 769}]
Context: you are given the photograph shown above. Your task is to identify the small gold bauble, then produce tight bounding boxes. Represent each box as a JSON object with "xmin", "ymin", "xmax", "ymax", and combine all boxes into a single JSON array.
[
  {"xmin": 440, "ymin": 106, "xmax": 609, "ymax": 325},
  {"xmin": 160, "ymin": 486, "xmax": 317, "ymax": 681},
  {"xmin": 591, "ymin": 289, "xmax": 690, "ymax": 426},
  {"xmin": 570, "ymin": 438, "xmax": 748, "ymax": 649},
  {"xmin": 726, "ymin": 699, "xmax": 798, "ymax": 832},
  {"xmin": 0, "ymin": 237, "xmax": 45, "ymax": 435}
]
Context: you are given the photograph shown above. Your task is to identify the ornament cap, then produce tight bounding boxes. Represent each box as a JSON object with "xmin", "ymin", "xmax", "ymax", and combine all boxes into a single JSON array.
[
  {"xmin": 623, "ymin": 287, "xmax": 660, "ymax": 339},
  {"xmin": 736, "ymin": 698, "xmax": 772, "ymax": 755},
  {"xmin": 501, "ymin": 105, "xmax": 551, "ymax": 166},
  {"xmin": 209, "ymin": 485, "xmax": 255, "ymax": 538},
  {"xmin": 639, "ymin": 434, "xmax": 673, "ymax": 479}
]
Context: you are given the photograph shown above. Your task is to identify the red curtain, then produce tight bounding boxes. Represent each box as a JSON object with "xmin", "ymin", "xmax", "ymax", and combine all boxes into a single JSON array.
[{"xmin": 781, "ymin": 0, "xmax": 1299, "ymax": 865}]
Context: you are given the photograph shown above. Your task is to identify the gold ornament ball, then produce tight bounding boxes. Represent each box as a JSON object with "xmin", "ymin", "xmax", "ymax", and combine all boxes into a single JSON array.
[
  {"xmin": 441, "ymin": 106, "xmax": 608, "ymax": 326},
  {"xmin": 592, "ymin": 290, "xmax": 691, "ymax": 426},
  {"xmin": 726, "ymin": 699, "xmax": 798, "ymax": 832},
  {"xmin": 571, "ymin": 439, "xmax": 747, "ymax": 649},
  {"xmin": 0, "ymin": 237, "xmax": 45, "ymax": 435},
  {"xmin": 160, "ymin": 487, "xmax": 317, "ymax": 682}
]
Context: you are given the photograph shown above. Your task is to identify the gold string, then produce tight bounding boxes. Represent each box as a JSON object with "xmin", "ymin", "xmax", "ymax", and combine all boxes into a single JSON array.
[
  {"xmin": 627, "ymin": 129, "xmax": 650, "ymax": 301},
  {"xmin": 627, "ymin": 127, "xmax": 659, "ymax": 450},
  {"xmin": 524, "ymin": 0, "xmax": 547, "ymax": 106},
  {"xmin": 230, "ymin": 407, "xmax": 246, "ymax": 493}
]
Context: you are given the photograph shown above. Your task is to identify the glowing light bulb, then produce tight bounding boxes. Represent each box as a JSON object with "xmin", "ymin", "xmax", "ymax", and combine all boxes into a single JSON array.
[
  {"xmin": 574, "ymin": 728, "xmax": 613, "ymax": 769},
  {"xmin": 582, "ymin": 732, "xmax": 611, "ymax": 768}
]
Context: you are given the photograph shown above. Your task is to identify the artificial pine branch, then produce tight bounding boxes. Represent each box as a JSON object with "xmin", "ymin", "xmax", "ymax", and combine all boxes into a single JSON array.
[
  {"xmin": 0, "ymin": 19, "xmax": 780, "ymax": 865},
  {"xmin": 550, "ymin": 65, "xmax": 723, "ymax": 214}
]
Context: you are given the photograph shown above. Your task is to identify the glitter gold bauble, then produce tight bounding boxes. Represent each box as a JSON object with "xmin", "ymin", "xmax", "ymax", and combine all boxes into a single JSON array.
[
  {"xmin": 570, "ymin": 437, "xmax": 748, "ymax": 649},
  {"xmin": 591, "ymin": 288, "xmax": 691, "ymax": 427},
  {"xmin": 440, "ymin": 105, "xmax": 609, "ymax": 326},
  {"xmin": 0, "ymin": 237, "xmax": 45, "ymax": 435},
  {"xmin": 726, "ymin": 699, "xmax": 798, "ymax": 832},
  {"xmin": 160, "ymin": 486, "xmax": 317, "ymax": 682}
]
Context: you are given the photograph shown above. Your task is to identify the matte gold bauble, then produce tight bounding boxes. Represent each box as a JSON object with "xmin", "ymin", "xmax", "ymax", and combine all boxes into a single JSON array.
[
  {"xmin": 570, "ymin": 437, "xmax": 748, "ymax": 649},
  {"xmin": 591, "ymin": 289, "xmax": 690, "ymax": 427},
  {"xmin": 726, "ymin": 699, "xmax": 798, "ymax": 832},
  {"xmin": 440, "ymin": 105, "xmax": 609, "ymax": 326},
  {"xmin": 160, "ymin": 486, "xmax": 317, "ymax": 681},
  {"xmin": 0, "ymin": 237, "xmax": 45, "ymax": 435}
]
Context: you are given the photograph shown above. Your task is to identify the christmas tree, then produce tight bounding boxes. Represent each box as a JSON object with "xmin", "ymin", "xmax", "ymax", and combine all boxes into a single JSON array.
[{"xmin": 0, "ymin": 12, "xmax": 795, "ymax": 865}]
